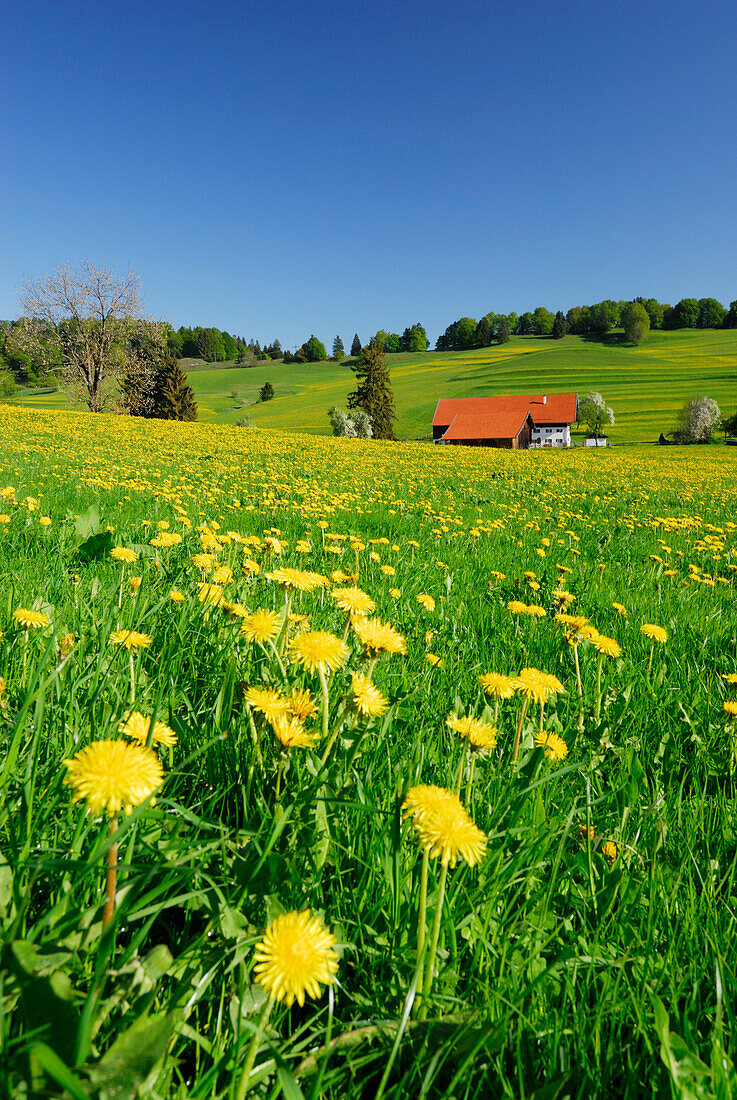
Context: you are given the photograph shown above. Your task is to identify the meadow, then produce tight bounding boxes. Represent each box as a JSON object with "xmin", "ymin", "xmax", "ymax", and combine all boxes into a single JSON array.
[
  {"xmin": 2, "ymin": 405, "xmax": 737, "ymax": 1098},
  {"xmin": 8, "ymin": 328, "xmax": 737, "ymax": 443}
]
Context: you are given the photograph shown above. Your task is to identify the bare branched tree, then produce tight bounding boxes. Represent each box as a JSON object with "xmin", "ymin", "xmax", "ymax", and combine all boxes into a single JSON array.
[{"xmin": 18, "ymin": 261, "xmax": 165, "ymax": 412}]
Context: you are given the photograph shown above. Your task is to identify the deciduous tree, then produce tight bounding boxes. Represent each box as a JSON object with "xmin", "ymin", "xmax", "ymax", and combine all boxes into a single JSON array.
[
  {"xmin": 19, "ymin": 262, "xmax": 163, "ymax": 413},
  {"xmin": 621, "ymin": 301, "xmax": 650, "ymax": 344},
  {"xmin": 578, "ymin": 392, "xmax": 615, "ymax": 440},
  {"xmin": 675, "ymin": 396, "xmax": 721, "ymax": 442}
]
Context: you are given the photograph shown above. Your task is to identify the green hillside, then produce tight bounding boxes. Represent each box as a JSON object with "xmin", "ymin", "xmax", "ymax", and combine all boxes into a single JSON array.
[{"xmin": 8, "ymin": 328, "xmax": 737, "ymax": 442}]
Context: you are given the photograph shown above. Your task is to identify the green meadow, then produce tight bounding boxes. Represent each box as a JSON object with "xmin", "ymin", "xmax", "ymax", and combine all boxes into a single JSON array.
[{"xmin": 8, "ymin": 328, "xmax": 737, "ymax": 443}]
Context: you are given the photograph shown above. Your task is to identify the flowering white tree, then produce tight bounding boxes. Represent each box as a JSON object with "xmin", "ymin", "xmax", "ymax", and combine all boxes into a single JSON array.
[
  {"xmin": 676, "ymin": 396, "xmax": 721, "ymax": 443},
  {"xmin": 577, "ymin": 392, "xmax": 615, "ymax": 439},
  {"xmin": 328, "ymin": 407, "xmax": 373, "ymax": 438}
]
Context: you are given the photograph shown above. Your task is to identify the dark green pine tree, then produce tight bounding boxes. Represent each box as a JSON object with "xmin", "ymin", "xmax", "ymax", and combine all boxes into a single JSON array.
[
  {"xmin": 552, "ymin": 310, "xmax": 567, "ymax": 339},
  {"xmin": 332, "ymin": 334, "xmax": 345, "ymax": 360},
  {"xmin": 348, "ymin": 337, "xmax": 396, "ymax": 440},
  {"xmin": 350, "ymin": 333, "xmax": 362, "ymax": 357},
  {"xmin": 154, "ymin": 355, "xmax": 198, "ymax": 420}
]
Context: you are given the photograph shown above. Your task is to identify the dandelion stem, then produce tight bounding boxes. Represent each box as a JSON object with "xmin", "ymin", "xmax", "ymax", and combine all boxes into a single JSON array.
[
  {"xmin": 573, "ymin": 644, "xmax": 584, "ymax": 731},
  {"xmin": 102, "ymin": 816, "xmax": 118, "ymax": 930},
  {"xmin": 318, "ymin": 666, "xmax": 330, "ymax": 741},
  {"xmin": 413, "ymin": 847, "xmax": 430, "ymax": 1012},
  {"xmin": 512, "ymin": 695, "xmax": 529, "ymax": 762},
  {"xmin": 129, "ymin": 651, "xmax": 136, "ymax": 705},
  {"xmin": 276, "ymin": 591, "xmax": 293, "ymax": 656},
  {"xmin": 117, "ymin": 565, "xmax": 125, "ymax": 609},
  {"xmin": 647, "ymin": 642, "xmax": 654, "ymax": 677},
  {"xmin": 595, "ymin": 653, "xmax": 603, "ymax": 722},
  {"xmin": 234, "ymin": 996, "xmax": 273, "ymax": 1100},
  {"xmin": 466, "ymin": 755, "xmax": 477, "ymax": 806},
  {"xmin": 422, "ymin": 860, "xmax": 449, "ymax": 1013}
]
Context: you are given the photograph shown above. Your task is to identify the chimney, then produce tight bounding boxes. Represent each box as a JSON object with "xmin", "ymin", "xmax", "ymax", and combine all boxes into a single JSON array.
[{"xmin": 543, "ymin": 395, "xmax": 547, "ymax": 405}]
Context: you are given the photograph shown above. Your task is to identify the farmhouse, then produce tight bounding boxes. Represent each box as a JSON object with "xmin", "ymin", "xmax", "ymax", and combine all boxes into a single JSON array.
[{"xmin": 432, "ymin": 393, "xmax": 578, "ymax": 449}]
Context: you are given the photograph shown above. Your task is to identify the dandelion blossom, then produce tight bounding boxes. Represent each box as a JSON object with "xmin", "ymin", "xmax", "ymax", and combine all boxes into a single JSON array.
[
  {"xmin": 417, "ymin": 594, "xmax": 435, "ymax": 612},
  {"xmin": 351, "ymin": 673, "xmax": 389, "ymax": 719},
  {"xmin": 288, "ymin": 689, "xmax": 318, "ymax": 721},
  {"xmin": 589, "ymin": 632, "xmax": 622, "ymax": 658},
  {"xmin": 271, "ymin": 715, "xmax": 320, "ymax": 749},
  {"xmin": 64, "ymin": 740, "xmax": 163, "ymax": 816},
  {"xmin": 478, "ymin": 672, "xmax": 516, "ymax": 699},
  {"xmin": 244, "ymin": 687, "xmax": 290, "ymax": 724},
  {"xmin": 332, "ymin": 587, "xmax": 376, "ymax": 616},
  {"xmin": 446, "ymin": 714, "xmax": 497, "ymax": 752},
  {"xmin": 353, "ymin": 617, "xmax": 407, "ymax": 658},
  {"xmin": 110, "ymin": 547, "xmax": 139, "ymax": 564},
  {"xmin": 241, "ymin": 608, "xmax": 281, "ymax": 644},
  {"xmin": 289, "ymin": 631, "xmax": 349, "ymax": 674},
  {"xmin": 641, "ymin": 623, "xmax": 668, "ymax": 644},
  {"xmin": 109, "ymin": 629, "xmax": 152, "ymax": 650},
  {"xmin": 266, "ymin": 568, "xmax": 317, "ymax": 592},
  {"xmin": 13, "ymin": 607, "xmax": 51, "ymax": 629},
  {"xmin": 724, "ymin": 700, "xmax": 737, "ymax": 717},
  {"xmin": 403, "ymin": 785, "xmax": 486, "ymax": 867},
  {"xmin": 253, "ymin": 910, "xmax": 339, "ymax": 1007},
  {"xmin": 121, "ymin": 711, "xmax": 177, "ymax": 747},
  {"xmin": 534, "ymin": 730, "xmax": 569, "ymax": 762}
]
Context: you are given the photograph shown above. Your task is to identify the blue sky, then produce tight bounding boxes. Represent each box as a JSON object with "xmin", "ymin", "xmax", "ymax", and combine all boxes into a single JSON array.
[{"xmin": 2, "ymin": 0, "xmax": 736, "ymax": 348}]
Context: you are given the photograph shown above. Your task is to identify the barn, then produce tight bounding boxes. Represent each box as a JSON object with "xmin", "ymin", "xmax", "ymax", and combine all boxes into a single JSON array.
[{"xmin": 432, "ymin": 394, "xmax": 578, "ymax": 449}]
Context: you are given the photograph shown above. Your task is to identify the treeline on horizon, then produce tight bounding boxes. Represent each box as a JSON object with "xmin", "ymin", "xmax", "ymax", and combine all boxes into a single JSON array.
[
  {"xmin": 2, "ymin": 295, "xmax": 737, "ymax": 392},
  {"xmin": 435, "ymin": 296, "xmax": 737, "ymax": 349}
]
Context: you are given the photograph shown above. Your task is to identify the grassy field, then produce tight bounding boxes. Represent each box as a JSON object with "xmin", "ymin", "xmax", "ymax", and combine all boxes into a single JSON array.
[
  {"xmin": 7, "ymin": 328, "xmax": 737, "ymax": 442},
  {"xmin": 2, "ymin": 405, "xmax": 737, "ymax": 1096}
]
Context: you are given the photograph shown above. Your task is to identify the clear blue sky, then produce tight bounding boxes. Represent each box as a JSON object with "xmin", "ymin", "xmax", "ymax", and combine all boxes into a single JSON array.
[{"xmin": 2, "ymin": 0, "xmax": 736, "ymax": 348}]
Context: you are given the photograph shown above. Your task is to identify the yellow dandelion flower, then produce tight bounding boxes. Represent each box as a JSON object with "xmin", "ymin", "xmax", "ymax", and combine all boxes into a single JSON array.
[
  {"xmin": 109, "ymin": 629, "xmax": 152, "ymax": 650},
  {"xmin": 507, "ymin": 600, "xmax": 528, "ymax": 615},
  {"xmin": 426, "ymin": 653, "xmax": 443, "ymax": 667},
  {"xmin": 271, "ymin": 715, "xmax": 320, "ymax": 749},
  {"xmin": 403, "ymin": 785, "xmax": 487, "ymax": 867},
  {"xmin": 128, "ymin": 576, "xmax": 142, "ymax": 592},
  {"xmin": 287, "ymin": 689, "xmax": 318, "ymax": 721},
  {"xmin": 121, "ymin": 711, "xmax": 177, "ymax": 748},
  {"xmin": 479, "ymin": 672, "xmax": 516, "ymax": 699},
  {"xmin": 244, "ymin": 686, "xmax": 290, "ymax": 723},
  {"xmin": 212, "ymin": 565, "xmax": 234, "ymax": 585},
  {"xmin": 253, "ymin": 909, "xmax": 339, "ymax": 1007},
  {"xmin": 13, "ymin": 607, "xmax": 51, "ymax": 629},
  {"xmin": 63, "ymin": 740, "xmax": 164, "ymax": 816},
  {"xmin": 446, "ymin": 714, "xmax": 497, "ymax": 752},
  {"xmin": 724, "ymin": 700, "xmax": 737, "ymax": 717},
  {"xmin": 602, "ymin": 840, "xmax": 619, "ymax": 861},
  {"xmin": 351, "ymin": 673, "xmax": 389, "ymax": 719},
  {"xmin": 524, "ymin": 604, "xmax": 547, "ymax": 619},
  {"xmin": 241, "ymin": 608, "xmax": 281, "ymax": 644},
  {"xmin": 289, "ymin": 631, "xmax": 349, "ymax": 673},
  {"xmin": 589, "ymin": 632, "xmax": 622, "ymax": 658},
  {"xmin": 511, "ymin": 667, "xmax": 545, "ymax": 704},
  {"xmin": 353, "ymin": 617, "xmax": 407, "ymax": 658},
  {"xmin": 332, "ymin": 587, "xmax": 376, "ymax": 615},
  {"xmin": 266, "ymin": 567, "xmax": 317, "ymax": 591},
  {"xmin": 534, "ymin": 730, "xmax": 569, "ymax": 762},
  {"xmin": 169, "ymin": 589, "xmax": 185, "ymax": 602},
  {"xmin": 242, "ymin": 558, "xmax": 261, "ymax": 576},
  {"xmin": 191, "ymin": 553, "xmax": 217, "ymax": 570},
  {"xmin": 417, "ymin": 594, "xmax": 435, "ymax": 612},
  {"xmin": 380, "ymin": 564, "xmax": 396, "ymax": 576},
  {"xmin": 110, "ymin": 547, "xmax": 139, "ymax": 564},
  {"xmin": 722, "ymin": 674, "xmax": 737, "ymax": 686},
  {"xmin": 641, "ymin": 623, "xmax": 668, "ymax": 644},
  {"xmin": 389, "ymin": 587, "xmax": 401, "ymax": 598}
]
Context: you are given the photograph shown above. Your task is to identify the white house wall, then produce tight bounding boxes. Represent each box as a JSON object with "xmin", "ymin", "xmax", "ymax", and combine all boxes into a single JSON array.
[{"xmin": 530, "ymin": 424, "xmax": 570, "ymax": 447}]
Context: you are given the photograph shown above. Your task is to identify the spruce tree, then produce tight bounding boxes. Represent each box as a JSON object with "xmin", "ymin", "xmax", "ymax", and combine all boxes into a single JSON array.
[
  {"xmin": 350, "ymin": 333, "xmax": 362, "ymax": 357},
  {"xmin": 552, "ymin": 311, "xmax": 567, "ymax": 339},
  {"xmin": 348, "ymin": 337, "xmax": 396, "ymax": 440},
  {"xmin": 332, "ymin": 334, "xmax": 345, "ymax": 360},
  {"xmin": 154, "ymin": 355, "xmax": 198, "ymax": 421}
]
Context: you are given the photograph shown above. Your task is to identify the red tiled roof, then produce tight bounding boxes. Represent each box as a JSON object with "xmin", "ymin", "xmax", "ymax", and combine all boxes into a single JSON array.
[
  {"xmin": 433, "ymin": 393, "xmax": 577, "ymax": 440},
  {"xmin": 441, "ymin": 410, "xmax": 530, "ymax": 441}
]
